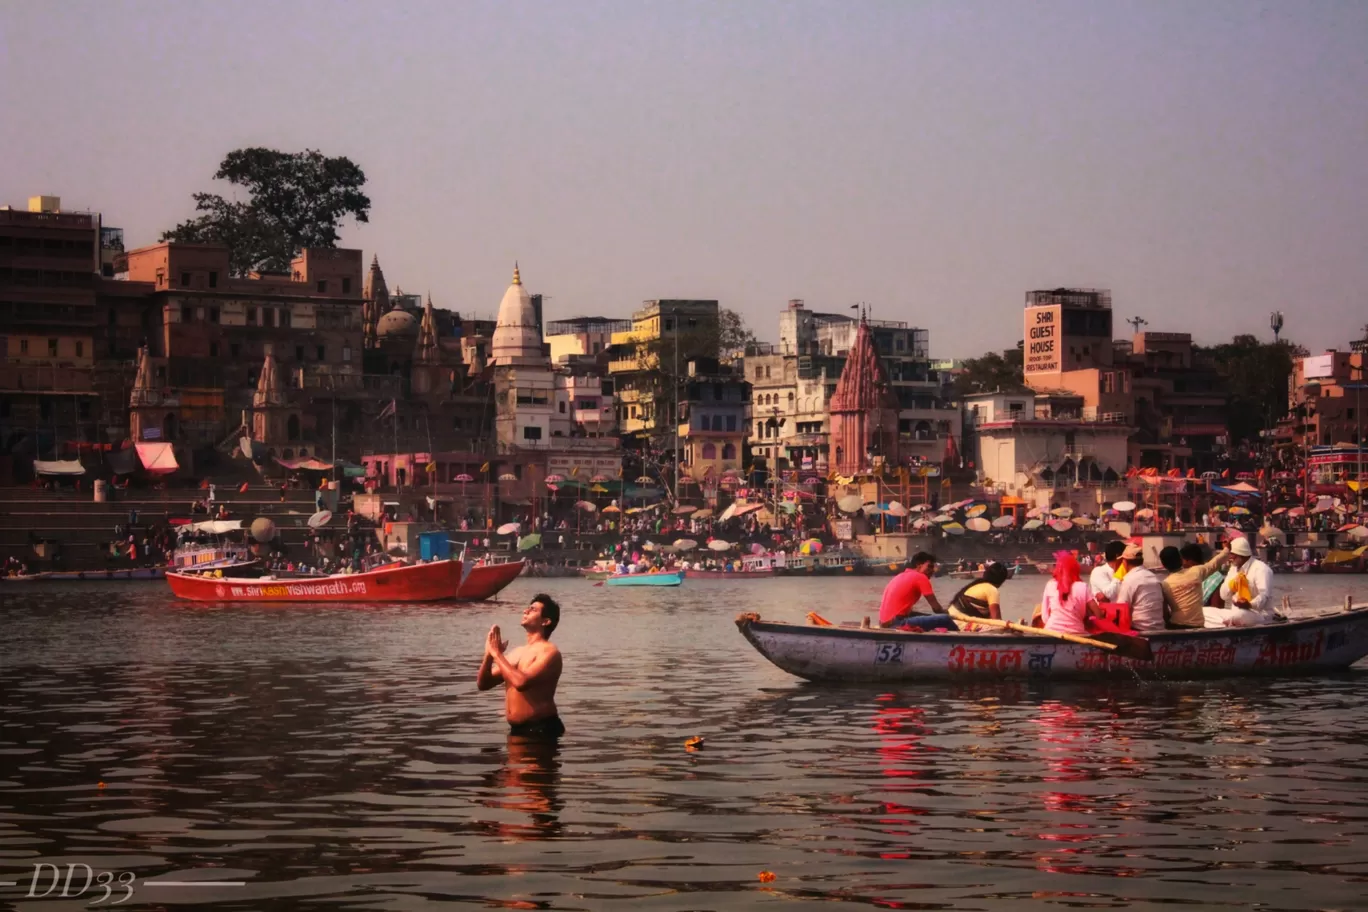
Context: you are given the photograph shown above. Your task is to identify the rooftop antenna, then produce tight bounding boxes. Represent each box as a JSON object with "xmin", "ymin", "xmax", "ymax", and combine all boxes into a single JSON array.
[
  {"xmin": 1270, "ymin": 311, "xmax": 1284, "ymax": 344},
  {"xmin": 1127, "ymin": 316, "xmax": 1149, "ymax": 334}
]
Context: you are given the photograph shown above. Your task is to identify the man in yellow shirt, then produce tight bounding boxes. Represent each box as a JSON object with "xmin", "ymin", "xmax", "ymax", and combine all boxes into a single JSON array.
[{"xmin": 1159, "ymin": 543, "xmax": 1230, "ymax": 629}]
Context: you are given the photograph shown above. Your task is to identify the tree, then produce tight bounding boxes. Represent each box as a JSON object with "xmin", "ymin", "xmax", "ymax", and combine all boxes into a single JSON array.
[
  {"xmin": 161, "ymin": 148, "xmax": 370, "ymax": 276},
  {"xmin": 718, "ymin": 308, "xmax": 756, "ymax": 361},
  {"xmin": 1197, "ymin": 335, "xmax": 1303, "ymax": 446},
  {"xmin": 952, "ymin": 349, "xmax": 1028, "ymax": 398}
]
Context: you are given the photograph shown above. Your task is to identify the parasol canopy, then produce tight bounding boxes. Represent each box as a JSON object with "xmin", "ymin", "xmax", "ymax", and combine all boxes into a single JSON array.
[
  {"xmin": 693, "ymin": 508, "xmax": 714, "ymax": 520},
  {"xmin": 544, "ymin": 474, "xmax": 565, "ymax": 483},
  {"xmin": 800, "ymin": 538, "xmax": 823, "ymax": 554},
  {"xmin": 886, "ymin": 502, "xmax": 908, "ymax": 517},
  {"xmin": 590, "ymin": 484, "xmax": 610, "ymax": 493},
  {"xmin": 966, "ymin": 517, "xmax": 991, "ymax": 532},
  {"xmin": 1051, "ymin": 507, "xmax": 1074, "ymax": 518},
  {"xmin": 911, "ymin": 518, "xmax": 934, "ymax": 530},
  {"xmin": 250, "ymin": 517, "xmax": 277, "ymax": 543},
  {"xmin": 673, "ymin": 504, "xmax": 697, "ymax": 515},
  {"xmin": 862, "ymin": 503, "xmax": 882, "ymax": 515},
  {"xmin": 307, "ymin": 510, "xmax": 332, "ymax": 529},
  {"xmin": 992, "ymin": 514, "xmax": 1016, "ymax": 528},
  {"xmin": 933, "ymin": 513, "xmax": 955, "ymax": 523},
  {"xmin": 454, "ymin": 473, "xmax": 474, "ymax": 482},
  {"xmin": 1022, "ymin": 519, "xmax": 1044, "ymax": 530},
  {"xmin": 601, "ymin": 504, "xmax": 621, "ymax": 513},
  {"xmin": 966, "ymin": 504, "xmax": 987, "ymax": 518},
  {"xmin": 1026, "ymin": 507, "xmax": 1045, "ymax": 519},
  {"xmin": 576, "ymin": 500, "xmax": 597, "ymax": 512},
  {"xmin": 497, "ymin": 522, "xmax": 521, "ymax": 534},
  {"xmin": 1229, "ymin": 505, "xmax": 1251, "ymax": 515},
  {"xmin": 942, "ymin": 522, "xmax": 965, "ymax": 535},
  {"xmin": 518, "ymin": 533, "xmax": 542, "ymax": 551},
  {"xmin": 674, "ymin": 539, "xmax": 698, "ymax": 551},
  {"xmin": 498, "ymin": 473, "xmax": 518, "ymax": 482},
  {"xmin": 591, "ymin": 474, "xmax": 612, "ymax": 483},
  {"xmin": 708, "ymin": 540, "xmax": 731, "ymax": 551},
  {"xmin": 1073, "ymin": 516, "xmax": 1095, "ymax": 526},
  {"xmin": 1134, "ymin": 508, "xmax": 1156, "ymax": 519},
  {"xmin": 910, "ymin": 503, "xmax": 933, "ymax": 513},
  {"xmin": 1113, "ymin": 500, "xmax": 1137, "ymax": 512},
  {"xmin": 837, "ymin": 494, "xmax": 863, "ymax": 513},
  {"xmin": 635, "ymin": 475, "xmax": 655, "ymax": 484},
  {"xmin": 1049, "ymin": 519, "xmax": 1074, "ymax": 532},
  {"xmin": 1258, "ymin": 525, "xmax": 1287, "ymax": 543}
]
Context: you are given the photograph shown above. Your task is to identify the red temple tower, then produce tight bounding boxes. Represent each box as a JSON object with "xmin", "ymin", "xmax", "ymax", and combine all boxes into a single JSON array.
[{"xmin": 827, "ymin": 315, "xmax": 901, "ymax": 476}]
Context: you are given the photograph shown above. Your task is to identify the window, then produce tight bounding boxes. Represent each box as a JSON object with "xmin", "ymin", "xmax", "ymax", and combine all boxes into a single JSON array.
[
  {"xmin": 209, "ymin": 307, "xmax": 220, "ymax": 324},
  {"xmin": 316, "ymin": 345, "xmax": 325, "ymax": 361},
  {"xmin": 722, "ymin": 443, "xmax": 736, "ymax": 460},
  {"xmin": 181, "ymin": 272, "xmax": 190, "ymax": 286},
  {"xmin": 48, "ymin": 338, "xmax": 58, "ymax": 357},
  {"xmin": 559, "ymin": 401, "xmax": 566, "ymax": 413},
  {"xmin": 702, "ymin": 442, "xmax": 717, "ymax": 459},
  {"xmin": 295, "ymin": 345, "xmax": 305, "ymax": 361},
  {"xmin": 342, "ymin": 345, "xmax": 352, "ymax": 363},
  {"xmin": 230, "ymin": 342, "xmax": 241, "ymax": 359},
  {"xmin": 726, "ymin": 415, "xmax": 736, "ymax": 432},
  {"xmin": 755, "ymin": 367, "xmax": 763, "ymax": 379},
  {"xmin": 209, "ymin": 342, "xmax": 219, "ymax": 357},
  {"xmin": 452, "ymin": 417, "xmax": 463, "ymax": 430},
  {"xmin": 316, "ymin": 280, "xmax": 327, "ymax": 293},
  {"xmin": 75, "ymin": 341, "xmax": 83, "ymax": 357},
  {"xmin": 208, "ymin": 271, "xmax": 218, "ymax": 288},
  {"xmin": 341, "ymin": 277, "xmax": 351, "ymax": 294},
  {"xmin": 280, "ymin": 309, "xmax": 291, "ymax": 328},
  {"xmin": 664, "ymin": 318, "xmax": 674, "ymax": 331},
  {"xmin": 247, "ymin": 306, "xmax": 257, "ymax": 326},
  {"xmin": 182, "ymin": 305, "xmax": 193, "ymax": 323},
  {"xmin": 523, "ymin": 425, "xmax": 543, "ymax": 440},
  {"xmin": 20, "ymin": 339, "xmax": 28, "ymax": 354}
]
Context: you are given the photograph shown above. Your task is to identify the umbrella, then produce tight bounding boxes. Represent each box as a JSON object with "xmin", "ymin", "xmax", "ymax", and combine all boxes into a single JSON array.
[
  {"xmin": 942, "ymin": 522, "xmax": 965, "ymax": 535},
  {"xmin": 1348, "ymin": 526, "xmax": 1368, "ymax": 543},
  {"xmin": 1073, "ymin": 516, "xmax": 1095, "ymax": 526},
  {"xmin": 708, "ymin": 540, "xmax": 731, "ymax": 551},
  {"xmin": 952, "ymin": 498, "xmax": 976, "ymax": 509},
  {"xmin": 863, "ymin": 504, "xmax": 882, "ymax": 515},
  {"xmin": 1023, "ymin": 519, "xmax": 1044, "ymax": 530},
  {"xmin": 966, "ymin": 517, "xmax": 991, "ymax": 532},
  {"xmin": 800, "ymin": 538, "xmax": 824, "ymax": 554},
  {"xmin": 1051, "ymin": 507, "xmax": 1074, "ymax": 518},
  {"xmin": 308, "ymin": 510, "xmax": 332, "ymax": 529},
  {"xmin": 576, "ymin": 500, "xmax": 597, "ymax": 512},
  {"xmin": 499, "ymin": 473, "xmax": 518, "ymax": 482},
  {"xmin": 673, "ymin": 504, "xmax": 697, "ymax": 515},
  {"xmin": 250, "ymin": 517, "xmax": 277, "ymax": 543},
  {"xmin": 590, "ymin": 484, "xmax": 610, "ymax": 493},
  {"xmin": 497, "ymin": 522, "xmax": 520, "ymax": 535},
  {"xmin": 1258, "ymin": 525, "xmax": 1287, "ymax": 543},
  {"xmin": 1049, "ymin": 519, "xmax": 1074, "ymax": 532},
  {"xmin": 933, "ymin": 514, "xmax": 955, "ymax": 523},
  {"xmin": 1287, "ymin": 506, "xmax": 1306, "ymax": 517},
  {"xmin": 1271, "ymin": 506, "xmax": 1288, "ymax": 515},
  {"xmin": 801, "ymin": 476, "xmax": 821, "ymax": 485},
  {"xmin": 517, "ymin": 533, "xmax": 542, "ymax": 551},
  {"xmin": 601, "ymin": 505, "xmax": 621, "ymax": 513},
  {"xmin": 636, "ymin": 475, "xmax": 655, "ymax": 484},
  {"xmin": 992, "ymin": 515, "xmax": 1016, "ymax": 528},
  {"xmin": 911, "ymin": 518, "xmax": 933, "ymax": 530},
  {"xmin": 751, "ymin": 543, "xmax": 766, "ymax": 554},
  {"xmin": 1229, "ymin": 506, "xmax": 1251, "ymax": 515},
  {"xmin": 544, "ymin": 474, "xmax": 565, "ymax": 483},
  {"xmin": 1026, "ymin": 507, "xmax": 1045, "ymax": 519},
  {"xmin": 886, "ymin": 502, "xmax": 909, "ymax": 517},
  {"xmin": 591, "ymin": 474, "xmax": 612, "ymax": 483},
  {"xmin": 674, "ymin": 539, "xmax": 698, "ymax": 551},
  {"xmin": 1134, "ymin": 508, "xmax": 1155, "ymax": 519},
  {"xmin": 966, "ymin": 504, "xmax": 987, "ymax": 518},
  {"xmin": 693, "ymin": 508, "xmax": 714, "ymax": 520},
  {"xmin": 837, "ymin": 494, "xmax": 863, "ymax": 513},
  {"xmin": 546, "ymin": 484, "xmax": 559, "ymax": 492},
  {"xmin": 454, "ymin": 473, "xmax": 474, "ymax": 483},
  {"xmin": 1113, "ymin": 500, "xmax": 1136, "ymax": 512},
  {"xmin": 642, "ymin": 541, "xmax": 655, "ymax": 551},
  {"xmin": 910, "ymin": 503, "xmax": 933, "ymax": 513}
]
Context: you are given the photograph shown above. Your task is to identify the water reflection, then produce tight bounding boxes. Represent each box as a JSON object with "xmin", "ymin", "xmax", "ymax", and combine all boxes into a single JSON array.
[{"xmin": 1, "ymin": 579, "xmax": 1368, "ymax": 909}]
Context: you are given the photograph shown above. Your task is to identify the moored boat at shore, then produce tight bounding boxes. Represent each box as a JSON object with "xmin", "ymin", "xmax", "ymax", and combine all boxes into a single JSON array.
[
  {"xmin": 167, "ymin": 555, "xmax": 525, "ymax": 603},
  {"xmin": 604, "ymin": 570, "xmax": 684, "ymax": 587},
  {"xmin": 736, "ymin": 604, "xmax": 1368, "ymax": 682}
]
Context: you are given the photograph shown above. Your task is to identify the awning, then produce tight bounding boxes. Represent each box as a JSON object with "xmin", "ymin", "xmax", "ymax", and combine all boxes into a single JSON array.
[
  {"xmin": 34, "ymin": 459, "xmax": 86, "ymax": 476},
  {"xmin": 178, "ymin": 519, "xmax": 243, "ymax": 537},
  {"xmin": 276, "ymin": 457, "xmax": 334, "ymax": 471},
  {"xmin": 1212, "ymin": 485, "xmax": 1261, "ymax": 499},
  {"xmin": 136, "ymin": 442, "xmax": 179, "ymax": 475}
]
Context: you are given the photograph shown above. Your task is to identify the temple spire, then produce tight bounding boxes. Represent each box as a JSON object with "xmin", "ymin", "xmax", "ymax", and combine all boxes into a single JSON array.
[{"xmin": 511, "ymin": 262, "xmax": 521, "ymax": 286}]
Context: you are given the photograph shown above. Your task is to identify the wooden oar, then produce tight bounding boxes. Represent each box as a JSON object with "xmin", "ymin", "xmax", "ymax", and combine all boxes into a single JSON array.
[{"xmin": 948, "ymin": 607, "xmax": 1153, "ymax": 661}]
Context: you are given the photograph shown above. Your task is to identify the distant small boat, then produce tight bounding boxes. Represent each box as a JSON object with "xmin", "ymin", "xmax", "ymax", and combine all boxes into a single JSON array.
[
  {"xmin": 2, "ymin": 568, "xmax": 165, "ymax": 582},
  {"xmin": 604, "ymin": 571, "xmax": 684, "ymax": 587}
]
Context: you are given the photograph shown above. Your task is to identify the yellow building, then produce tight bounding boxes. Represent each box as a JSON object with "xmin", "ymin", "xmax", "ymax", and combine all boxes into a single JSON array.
[{"xmin": 608, "ymin": 300, "xmax": 720, "ymax": 440}]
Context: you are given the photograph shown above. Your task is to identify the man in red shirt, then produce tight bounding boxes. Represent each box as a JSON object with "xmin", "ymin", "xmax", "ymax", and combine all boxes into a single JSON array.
[{"xmin": 879, "ymin": 551, "xmax": 945, "ymax": 627}]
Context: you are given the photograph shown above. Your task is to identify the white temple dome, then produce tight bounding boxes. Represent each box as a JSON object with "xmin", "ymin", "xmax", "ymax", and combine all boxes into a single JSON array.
[{"xmin": 490, "ymin": 263, "xmax": 544, "ymax": 367}]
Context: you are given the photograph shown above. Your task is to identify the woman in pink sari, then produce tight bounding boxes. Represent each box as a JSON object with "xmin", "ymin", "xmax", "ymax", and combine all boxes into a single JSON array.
[{"xmin": 1040, "ymin": 552, "xmax": 1098, "ymax": 634}]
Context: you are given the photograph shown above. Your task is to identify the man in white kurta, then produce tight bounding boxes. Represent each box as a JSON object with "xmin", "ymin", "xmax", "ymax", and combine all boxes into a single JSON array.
[{"xmin": 1206, "ymin": 537, "xmax": 1276, "ymax": 627}]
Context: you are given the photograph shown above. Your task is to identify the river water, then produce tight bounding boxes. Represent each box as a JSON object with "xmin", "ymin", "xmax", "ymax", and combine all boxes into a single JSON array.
[{"xmin": 2, "ymin": 575, "xmax": 1367, "ymax": 910}]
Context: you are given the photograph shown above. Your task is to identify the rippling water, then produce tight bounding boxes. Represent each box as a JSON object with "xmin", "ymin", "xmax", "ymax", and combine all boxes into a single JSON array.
[{"xmin": 3, "ymin": 575, "xmax": 1368, "ymax": 910}]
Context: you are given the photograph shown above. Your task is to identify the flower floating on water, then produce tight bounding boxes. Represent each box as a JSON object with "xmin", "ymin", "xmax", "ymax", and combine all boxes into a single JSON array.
[
  {"xmin": 684, "ymin": 736, "xmax": 705, "ymax": 751},
  {"xmin": 97, "ymin": 782, "xmax": 106, "ymax": 789},
  {"xmin": 757, "ymin": 871, "xmax": 776, "ymax": 883}
]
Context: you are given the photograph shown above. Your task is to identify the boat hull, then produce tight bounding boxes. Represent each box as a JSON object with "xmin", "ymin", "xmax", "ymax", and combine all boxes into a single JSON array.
[
  {"xmin": 684, "ymin": 569, "xmax": 774, "ymax": 580},
  {"xmin": 736, "ymin": 607, "xmax": 1368, "ymax": 682},
  {"xmin": 168, "ymin": 559, "xmax": 464, "ymax": 602},
  {"xmin": 605, "ymin": 571, "xmax": 683, "ymax": 587},
  {"xmin": 456, "ymin": 560, "xmax": 525, "ymax": 600}
]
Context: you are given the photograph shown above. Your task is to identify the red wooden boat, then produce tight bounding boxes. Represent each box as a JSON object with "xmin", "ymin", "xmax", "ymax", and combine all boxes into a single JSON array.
[{"xmin": 167, "ymin": 557, "xmax": 524, "ymax": 603}]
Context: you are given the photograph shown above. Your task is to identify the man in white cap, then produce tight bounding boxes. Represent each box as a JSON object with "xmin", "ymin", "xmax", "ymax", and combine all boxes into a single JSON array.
[
  {"xmin": 1206, "ymin": 537, "xmax": 1275, "ymax": 627},
  {"xmin": 1115, "ymin": 542, "xmax": 1166, "ymax": 633}
]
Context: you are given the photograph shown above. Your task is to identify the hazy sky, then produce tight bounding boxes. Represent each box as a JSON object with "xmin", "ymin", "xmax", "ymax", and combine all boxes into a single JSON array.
[{"xmin": 3, "ymin": 0, "xmax": 1365, "ymax": 358}]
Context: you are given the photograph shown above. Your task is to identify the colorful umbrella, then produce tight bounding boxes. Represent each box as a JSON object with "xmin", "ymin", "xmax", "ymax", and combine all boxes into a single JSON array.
[
  {"xmin": 966, "ymin": 517, "xmax": 991, "ymax": 532},
  {"xmin": 1022, "ymin": 519, "xmax": 1044, "ymax": 530},
  {"xmin": 1026, "ymin": 507, "xmax": 1045, "ymax": 519},
  {"xmin": 1051, "ymin": 507, "xmax": 1074, "ymax": 518},
  {"xmin": 800, "ymin": 538, "xmax": 824, "ymax": 554},
  {"xmin": 544, "ymin": 474, "xmax": 565, "ymax": 483},
  {"xmin": 498, "ymin": 473, "xmax": 518, "ymax": 482},
  {"xmin": 590, "ymin": 484, "xmax": 610, "ymax": 493},
  {"xmin": 592, "ymin": 474, "xmax": 612, "ymax": 483},
  {"xmin": 837, "ymin": 494, "xmax": 863, "ymax": 513},
  {"xmin": 966, "ymin": 504, "xmax": 987, "ymax": 518},
  {"xmin": 576, "ymin": 500, "xmax": 597, "ymax": 512},
  {"xmin": 708, "ymin": 539, "xmax": 731, "ymax": 551},
  {"xmin": 693, "ymin": 508, "xmax": 714, "ymax": 520},
  {"xmin": 674, "ymin": 539, "xmax": 698, "ymax": 551},
  {"xmin": 1073, "ymin": 516, "xmax": 1095, "ymax": 526},
  {"xmin": 1113, "ymin": 500, "xmax": 1136, "ymax": 512},
  {"xmin": 601, "ymin": 505, "xmax": 621, "ymax": 513},
  {"xmin": 454, "ymin": 473, "xmax": 474, "ymax": 483},
  {"xmin": 1049, "ymin": 519, "xmax": 1074, "ymax": 532},
  {"xmin": 1229, "ymin": 506, "xmax": 1251, "ymax": 516},
  {"xmin": 496, "ymin": 522, "xmax": 520, "ymax": 535},
  {"xmin": 942, "ymin": 522, "xmax": 965, "ymax": 535},
  {"xmin": 992, "ymin": 515, "xmax": 1016, "ymax": 528},
  {"xmin": 635, "ymin": 476, "xmax": 656, "ymax": 485},
  {"xmin": 1134, "ymin": 508, "xmax": 1155, "ymax": 519},
  {"xmin": 910, "ymin": 503, "xmax": 933, "ymax": 513},
  {"xmin": 517, "ymin": 533, "xmax": 542, "ymax": 551},
  {"xmin": 886, "ymin": 502, "xmax": 909, "ymax": 517}
]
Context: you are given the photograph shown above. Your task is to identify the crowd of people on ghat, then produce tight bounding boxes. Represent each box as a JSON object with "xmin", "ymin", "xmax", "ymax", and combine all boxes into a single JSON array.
[{"xmin": 878, "ymin": 533, "xmax": 1278, "ymax": 635}]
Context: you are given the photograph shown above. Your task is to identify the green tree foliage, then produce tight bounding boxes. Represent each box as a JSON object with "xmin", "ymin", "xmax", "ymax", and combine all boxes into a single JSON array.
[
  {"xmin": 718, "ymin": 308, "xmax": 756, "ymax": 361},
  {"xmin": 161, "ymin": 148, "xmax": 370, "ymax": 276},
  {"xmin": 952, "ymin": 348, "xmax": 1028, "ymax": 397},
  {"xmin": 1197, "ymin": 335, "xmax": 1303, "ymax": 445}
]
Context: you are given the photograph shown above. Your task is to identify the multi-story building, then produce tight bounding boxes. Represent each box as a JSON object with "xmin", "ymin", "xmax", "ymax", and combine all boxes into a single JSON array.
[
  {"xmin": 1121, "ymin": 331, "xmax": 1228, "ymax": 471},
  {"xmin": 678, "ymin": 358, "xmax": 748, "ymax": 482},
  {"xmin": 545, "ymin": 316, "xmax": 631, "ymax": 365},
  {"xmin": 608, "ymin": 299, "xmax": 720, "ymax": 445}
]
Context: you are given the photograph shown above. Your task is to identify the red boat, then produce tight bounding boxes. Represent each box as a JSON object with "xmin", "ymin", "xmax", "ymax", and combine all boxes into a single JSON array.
[{"xmin": 167, "ymin": 557, "xmax": 524, "ymax": 603}]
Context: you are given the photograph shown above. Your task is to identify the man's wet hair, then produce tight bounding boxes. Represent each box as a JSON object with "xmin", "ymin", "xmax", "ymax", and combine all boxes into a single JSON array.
[
  {"xmin": 1104, "ymin": 541, "xmax": 1127, "ymax": 562},
  {"xmin": 531, "ymin": 593, "xmax": 560, "ymax": 636},
  {"xmin": 1159, "ymin": 546, "xmax": 1183, "ymax": 572},
  {"xmin": 909, "ymin": 551, "xmax": 938, "ymax": 570}
]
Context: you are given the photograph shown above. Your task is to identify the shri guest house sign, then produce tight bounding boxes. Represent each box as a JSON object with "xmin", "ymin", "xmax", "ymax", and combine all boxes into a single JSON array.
[{"xmin": 1024, "ymin": 304, "xmax": 1060, "ymax": 374}]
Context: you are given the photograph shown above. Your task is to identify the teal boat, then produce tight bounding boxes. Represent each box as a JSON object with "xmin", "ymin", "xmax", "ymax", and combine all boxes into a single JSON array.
[{"xmin": 604, "ymin": 571, "xmax": 684, "ymax": 587}]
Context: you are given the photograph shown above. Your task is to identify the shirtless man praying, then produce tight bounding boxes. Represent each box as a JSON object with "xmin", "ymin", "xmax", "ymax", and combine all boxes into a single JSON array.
[{"xmin": 477, "ymin": 593, "xmax": 565, "ymax": 739}]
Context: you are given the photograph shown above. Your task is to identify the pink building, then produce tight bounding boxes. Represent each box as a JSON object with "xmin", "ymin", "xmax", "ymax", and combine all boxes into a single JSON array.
[{"xmin": 827, "ymin": 316, "xmax": 901, "ymax": 475}]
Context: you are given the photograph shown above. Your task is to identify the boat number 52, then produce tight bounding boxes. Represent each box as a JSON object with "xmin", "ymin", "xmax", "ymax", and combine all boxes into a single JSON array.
[{"xmin": 875, "ymin": 643, "xmax": 904, "ymax": 664}]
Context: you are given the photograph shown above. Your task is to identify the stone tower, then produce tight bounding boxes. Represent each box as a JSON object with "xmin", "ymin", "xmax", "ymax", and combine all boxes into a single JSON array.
[
  {"xmin": 827, "ymin": 315, "xmax": 901, "ymax": 476},
  {"xmin": 411, "ymin": 293, "xmax": 442, "ymax": 396},
  {"xmin": 251, "ymin": 348, "xmax": 299, "ymax": 447},
  {"xmin": 128, "ymin": 345, "xmax": 165, "ymax": 442},
  {"xmin": 362, "ymin": 254, "xmax": 389, "ymax": 349}
]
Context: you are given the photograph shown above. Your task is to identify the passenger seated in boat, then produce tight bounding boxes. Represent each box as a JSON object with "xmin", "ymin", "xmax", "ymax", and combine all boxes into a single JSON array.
[
  {"xmin": 1115, "ymin": 543, "xmax": 1166, "ymax": 633},
  {"xmin": 477, "ymin": 594, "xmax": 565, "ymax": 740},
  {"xmin": 1040, "ymin": 552, "xmax": 1101, "ymax": 635},
  {"xmin": 1159, "ymin": 543, "xmax": 1231, "ymax": 629},
  {"xmin": 878, "ymin": 552, "xmax": 947, "ymax": 629},
  {"xmin": 1206, "ymin": 537, "xmax": 1276, "ymax": 628},
  {"xmin": 1089, "ymin": 541, "xmax": 1125, "ymax": 602},
  {"xmin": 949, "ymin": 563, "xmax": 1010, "ymax": 631}
]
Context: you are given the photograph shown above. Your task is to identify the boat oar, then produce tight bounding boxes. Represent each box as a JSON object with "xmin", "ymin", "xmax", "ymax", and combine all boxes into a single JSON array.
[{"xmin": 947, "ymin": 608, "xmax": 1152, "ymax": 661}]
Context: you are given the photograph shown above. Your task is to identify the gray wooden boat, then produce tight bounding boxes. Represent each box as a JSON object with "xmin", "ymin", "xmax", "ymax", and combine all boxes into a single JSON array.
[{"xmin": 735, "ymin": 602, "xmax": 1368, "ymax": 682}]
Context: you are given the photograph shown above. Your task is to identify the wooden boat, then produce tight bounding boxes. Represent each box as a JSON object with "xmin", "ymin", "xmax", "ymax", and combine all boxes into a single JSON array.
[
  {"xmin": 3, "ymin": 568, "xmax": 167, "ymax": 582},
  {"xmin": 604, "ymin": 570, "xmax": 684, "ymax": 587},
  {"xmin": 686, "ymin": 554, "xmax": 779, "ymax": 579},
  {"xmin": 167, "ymin": 556, "xmax": 524, "ymax": 602},
  {"xmin": 735, "ymin": 603, "xmax": 1368, "ymax": 681}
]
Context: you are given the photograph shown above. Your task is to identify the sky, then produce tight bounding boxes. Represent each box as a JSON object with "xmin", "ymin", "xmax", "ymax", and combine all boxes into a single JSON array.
[{"xmin": 3, "ymin": 0, "xmax": 1366, "ymax": 358}]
